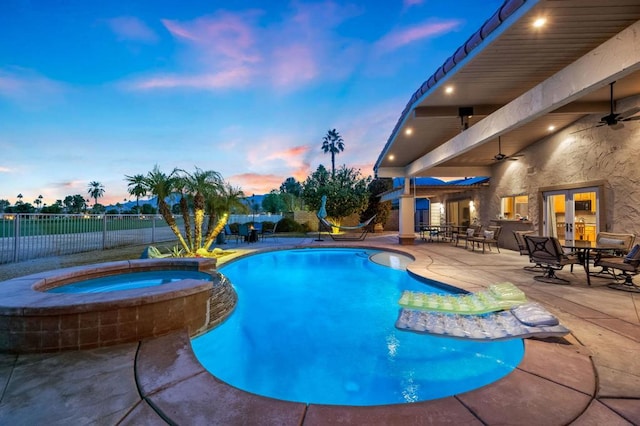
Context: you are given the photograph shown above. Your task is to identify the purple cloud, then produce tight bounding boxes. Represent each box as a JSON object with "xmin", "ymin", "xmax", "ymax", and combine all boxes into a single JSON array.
[
  {"xmin": 376, "ymin": 20, "xmax": 461, "ymax": 53},
  {"xmin": 129, "ymin": 3, "xmax": 362, "ymax": 92}
]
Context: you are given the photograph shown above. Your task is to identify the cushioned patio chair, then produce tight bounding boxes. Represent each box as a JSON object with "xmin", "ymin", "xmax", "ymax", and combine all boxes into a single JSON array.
[
  {"xmin": 469, "ymin": 225, "xmax": 502, "ymax": 253},
  {"xmin": 524, "ymin": 235, "xmax": 581, "ymax": 285},
  {"xmin": 513, "ymin": 230, "xmax": 542, "ymax": 272},
  {"xmin": 590, "ymin": 232, "xmax": 636, "ymax": 276},
  {"xmin": 593, "ymin": 243, "xmax": 640, "ymax": 292},
  {"xmin": 454, "ymin": 225, "xmax": 482, "ymax": 248}
]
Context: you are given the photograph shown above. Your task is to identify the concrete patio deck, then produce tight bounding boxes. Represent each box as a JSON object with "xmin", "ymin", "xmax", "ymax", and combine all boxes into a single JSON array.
[{"xmin": 0, "ymin": 233, "xmax": 638, "ymax": 425}]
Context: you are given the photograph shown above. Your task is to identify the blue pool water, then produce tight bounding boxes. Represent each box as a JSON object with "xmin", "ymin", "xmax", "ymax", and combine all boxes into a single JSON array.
[
  {"xmin": 47, "ymin": 270, "xmax": 212, "ymax": 293},
  {"xmin": 191, "ymin": 248, "xmax": 524, "ymax": 406}
]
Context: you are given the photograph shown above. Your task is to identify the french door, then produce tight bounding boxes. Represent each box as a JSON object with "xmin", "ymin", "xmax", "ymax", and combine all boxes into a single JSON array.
[{"xmin": 543, "ymin": 187, "xmax": 599, "ymax": 242}]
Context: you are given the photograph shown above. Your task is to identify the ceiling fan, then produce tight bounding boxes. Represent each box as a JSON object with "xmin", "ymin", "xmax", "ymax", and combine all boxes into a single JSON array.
[
  {"xmin": 573, "ymin": 81, "xmax": 640, "ymax": 133},
  {"xmin": 491, "ymin": 137, "xmax": 521, "ymax": 161}
]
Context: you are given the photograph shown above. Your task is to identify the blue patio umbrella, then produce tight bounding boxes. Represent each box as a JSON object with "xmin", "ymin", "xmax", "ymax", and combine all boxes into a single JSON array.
[
  {"xmin": 318, "ymin": 195, "xmax": 328, "ymax": 219},
  {"xmin": 316, "ymin": 195, "xmax": 327, "ymax": 241}
]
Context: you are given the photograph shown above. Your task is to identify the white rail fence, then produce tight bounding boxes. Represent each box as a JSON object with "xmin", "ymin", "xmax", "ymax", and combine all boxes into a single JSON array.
[{"xmin": 0, "ymin": 213, "xmax": 282, "ymax": 264}]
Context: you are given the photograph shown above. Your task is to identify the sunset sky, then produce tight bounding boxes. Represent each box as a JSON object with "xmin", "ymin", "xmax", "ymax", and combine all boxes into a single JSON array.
[{"xmin": 0, "ymin": 0, "xmax": 503, "ymax": 207}]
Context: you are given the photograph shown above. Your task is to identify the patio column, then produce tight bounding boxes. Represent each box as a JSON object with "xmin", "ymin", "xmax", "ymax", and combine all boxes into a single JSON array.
[{"xmin": 398, "ymin": 178, "xmax": 415, "ymax": 245}]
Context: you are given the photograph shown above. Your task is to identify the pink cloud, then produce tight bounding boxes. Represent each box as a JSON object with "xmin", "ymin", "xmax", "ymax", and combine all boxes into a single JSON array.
[
  {"xmin": 131, "ymin": 68, "xmax": 252, "ymax": 90},
  {"xmin": 129, "ymin": 3, "xmax": 363, "ymax": 92},
  {"xmin": 266, "ymin": 145, "xmax": 311, "ymax": 162},
  {"xmin": 229, "ymin": 173, "xmax": 287, "ymax": 195},
  {"xmin": 106, "ymin": 16, "xmax": 158, "ymax": 43},
  {"xmin": 376, "ymin": 20, "xmax": 461, "ymax": 53},
  {"xmin": 162, "ymin": 13, "xmax": 261, "ymax": 64}
]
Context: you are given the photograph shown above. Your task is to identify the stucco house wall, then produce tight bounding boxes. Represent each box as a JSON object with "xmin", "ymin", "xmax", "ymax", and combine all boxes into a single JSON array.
[{"xmin": 477, "ymin": 96, "xmax": 640, "ymax": 237}]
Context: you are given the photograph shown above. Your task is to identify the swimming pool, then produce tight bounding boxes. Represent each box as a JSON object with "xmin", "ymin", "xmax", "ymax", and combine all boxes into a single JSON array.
[{"xmin": 191, "ymin": 248, "xmax": 524, "ymax": 406}]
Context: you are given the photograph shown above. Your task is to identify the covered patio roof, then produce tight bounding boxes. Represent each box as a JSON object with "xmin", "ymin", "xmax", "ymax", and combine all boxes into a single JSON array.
[
  {"xmin": 380, "ymin": 177, "xmax": 490, "ymax": 202},
  {"xmin": 374, "ymin": 0, "xmax": 640, "ymax": 179}
]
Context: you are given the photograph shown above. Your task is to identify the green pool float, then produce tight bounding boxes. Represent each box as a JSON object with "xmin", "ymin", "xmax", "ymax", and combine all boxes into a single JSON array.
[{"xmin": 398, "ymin": 282, "xmax": 527, "ymax": 315}]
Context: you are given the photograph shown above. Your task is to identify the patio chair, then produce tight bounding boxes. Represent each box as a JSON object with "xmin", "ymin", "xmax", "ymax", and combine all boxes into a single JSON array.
[
  {"xmin": 588, "ymin": 232, "xmax": 635, "ymax": 277},
  {"xmin": 223, "ymin": 224, "xmax": 237, "ymax": 244},
  {"xmin": 524, "ymin": 235, "xmax": 581, "ymax": 285},
  {"xmin": 454, "ymin": 225, "xmax": 482, "ymax": 248},
  {"xmin": 513, "ymin": 230, "xmax": 543, "ymax": 272},
  {"xmin": 237, "ymin": 223, "xmax": 251, "ymax": 243},
  {"xmin": 593, "ymin": 244, "xmax": 640, "ymax": 292},
  {"xmin": 318, "ymin": 216, "xmax": 375, "ymax": 241},
  {"xmin": 469, "ymin": 225, "xmax": 502, "ymax": 253}
]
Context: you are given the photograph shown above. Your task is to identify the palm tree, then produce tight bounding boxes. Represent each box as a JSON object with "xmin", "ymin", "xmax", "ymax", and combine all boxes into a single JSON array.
[
  {"xmin": 180, "ymin": 168, "xmax": 224, "ymax": 250},
  {"xmin": 87, "ymin": 181, "xmax": 105, "ymax": 205},
  {"xmin": 34, "ymin": 195, "xmax": 43, "ymax": 210},
  {"xmin": 321, "ymin": 128, "xmax": 345, "ymax": 177},
  {"xmin": 140, "ymin": 166, "xmax": 229, "ymax": 256},
  {"xmin": 201, "ymin": 182, "xmax": 247, "ymax": 248},
  {"xmin": 125, "ymin": 174, "xmax": 147, "ymax": 210},
  {"xmin": 143, "ymin": 166, "xmax": 189, "ymax": 252}
]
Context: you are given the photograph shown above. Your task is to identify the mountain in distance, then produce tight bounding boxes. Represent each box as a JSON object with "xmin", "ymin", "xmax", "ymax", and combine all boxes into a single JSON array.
[{"xmin": 106, "ymin": 193, "xmax": 265, "ymax": 211}]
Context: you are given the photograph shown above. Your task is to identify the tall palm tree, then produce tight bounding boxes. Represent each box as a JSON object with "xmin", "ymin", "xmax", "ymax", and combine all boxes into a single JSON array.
[
  {"xmin": 125, "ymin": 174, "xmax": 147, "ymax": 210},
  {"xmin": 87, "ymin": 181, "xmax": 105, "ymax": 205},
  {"xmin": 321, "ymin": 128, "xmax": 345, "ymax": 177}
]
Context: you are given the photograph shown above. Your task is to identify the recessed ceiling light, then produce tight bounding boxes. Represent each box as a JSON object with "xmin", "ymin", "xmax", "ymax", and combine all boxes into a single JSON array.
[
  {"xmin": 405, "ymin": 128, "xmax": 413, "ymax": 136},
  {"xmin": 548, "ymin": 125, "xmax": 555, "ymax": 131},
  {"xmin": 388, "ymin": 154, "xmax": 395, "ymax": 161},
  {"xmin": 445, "ymin": 86, "xmax": 454, "ymax": 94},
  {"xmin": 533, "ymin": 17, "xmax": 546, "ymax": 28}
]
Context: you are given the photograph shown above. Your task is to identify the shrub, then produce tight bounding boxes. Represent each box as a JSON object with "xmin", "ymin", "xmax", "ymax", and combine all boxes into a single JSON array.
[{"xmin": 276, "ymin": 217, "xmax": 304, "ymax": 233}]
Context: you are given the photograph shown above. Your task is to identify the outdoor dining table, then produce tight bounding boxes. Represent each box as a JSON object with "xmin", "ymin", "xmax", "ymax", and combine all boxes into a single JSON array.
[
  {"xmin": 419, "ymin": 225, "xmax": 451, "ymax": 242},
  {"xmin": 561, "ymin": 239, "xmax": 622, "ymax": 286}
]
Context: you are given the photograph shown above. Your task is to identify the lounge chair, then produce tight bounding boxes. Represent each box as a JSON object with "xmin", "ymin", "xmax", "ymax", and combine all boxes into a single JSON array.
[
  {"xmin": 261, "ymin": 222, "xmax": 278, "ymax": 242},
  {"xmin": 223, "ymin": 224, "xmax": 237, "ymax": 244},
  {"xmin": 524, "ymin": 235, "xmax": 581, "ymax": 285},
  {"xmin": 593, "ymin": 243, "xmax": 640, "ymax": 292},
  {"xmin": 318, "ymin": 215, "xmax": 376, "ymax": 241},
  {"xmin": 469, "ymin": 225, "xmax": 502, "ymax": 253}
]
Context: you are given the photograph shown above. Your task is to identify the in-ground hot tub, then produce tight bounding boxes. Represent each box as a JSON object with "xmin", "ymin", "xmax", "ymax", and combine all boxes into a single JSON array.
[{"xmin": 0, "ymin": 258, "xmax": 237, "ymax": 353}]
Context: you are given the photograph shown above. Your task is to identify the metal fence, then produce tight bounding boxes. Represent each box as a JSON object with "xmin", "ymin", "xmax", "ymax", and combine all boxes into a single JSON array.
[
  {"xmin": 0, "ymin": 214, "xmax": 176, "ymax": 264},
  {"xmin": 0, "ymin": 213, "xmax": 284, "ymax": 265}
]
